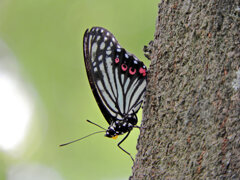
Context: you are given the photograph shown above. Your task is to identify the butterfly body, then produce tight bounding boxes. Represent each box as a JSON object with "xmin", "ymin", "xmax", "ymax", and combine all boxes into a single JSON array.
[
  {"xmin": 105, "ymin": 115, "xmax": 137, "ymax": 138},
  {"xmin": 83, "ymin": 27, "xmax": 147, "ymax": 160}
]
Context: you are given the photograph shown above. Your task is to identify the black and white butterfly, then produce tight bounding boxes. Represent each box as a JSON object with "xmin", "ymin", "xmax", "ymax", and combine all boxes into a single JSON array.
[{"xmin": 60, "ymin": 27, "xmax": 147, "ymax": 161}]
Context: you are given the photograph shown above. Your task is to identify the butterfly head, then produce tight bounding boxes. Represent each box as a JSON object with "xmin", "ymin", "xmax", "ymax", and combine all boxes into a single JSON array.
[
  {"xmin": 105, "ymin": 120, "xmax": 135, "ymax": 138},
  {"xmin": 105, "ymin": 126, "xmax": 117, "ymax": 138}
]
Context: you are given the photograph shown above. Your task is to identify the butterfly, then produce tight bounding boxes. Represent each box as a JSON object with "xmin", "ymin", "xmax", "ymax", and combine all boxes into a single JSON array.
[{"xmin": 60, "ymin": 27, "xmax": 147, "ymax": 161}]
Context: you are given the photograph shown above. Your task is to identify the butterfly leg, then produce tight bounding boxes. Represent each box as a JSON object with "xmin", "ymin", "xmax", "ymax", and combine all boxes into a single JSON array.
[{"xmin": 117, "ymin": 131, "xmax": 134, "ymax": 162}]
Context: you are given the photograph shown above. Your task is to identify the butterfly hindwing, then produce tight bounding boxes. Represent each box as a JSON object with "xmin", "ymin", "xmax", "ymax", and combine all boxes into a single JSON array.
[{"xmin": 83, "ymin": 27, "xmax": 147, "ymax": 124}]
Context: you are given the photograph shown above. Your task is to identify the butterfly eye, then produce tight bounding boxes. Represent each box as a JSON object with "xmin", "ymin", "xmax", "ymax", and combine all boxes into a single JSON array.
[
  {"xmin": 121, "ymin": 64, "xmax": 128, "ymax": 71},
  {"xmin": 106, "ymin": 128, "xmax": 116, "ymax": 137}
]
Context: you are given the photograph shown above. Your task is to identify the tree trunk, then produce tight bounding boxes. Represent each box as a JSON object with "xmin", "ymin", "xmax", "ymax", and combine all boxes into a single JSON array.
[{"xmin": 131, "ymin": 0, "xmax": 240, "ymax": 179}]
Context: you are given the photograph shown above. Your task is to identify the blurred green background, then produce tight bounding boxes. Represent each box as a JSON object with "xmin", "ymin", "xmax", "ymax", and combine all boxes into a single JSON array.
[{"xmin": 0, "ymin": 0, "xmax": 157, "ymax": 179}]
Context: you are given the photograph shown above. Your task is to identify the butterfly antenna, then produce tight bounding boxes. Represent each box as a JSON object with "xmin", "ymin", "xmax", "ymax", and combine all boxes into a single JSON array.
[
  {"xmin": 59, "ymin": 130, "xmax": 105, "ymax": 147},
  {"xmin": 86, "ymin": 119, "xmax": 107, "ymax": 130}
]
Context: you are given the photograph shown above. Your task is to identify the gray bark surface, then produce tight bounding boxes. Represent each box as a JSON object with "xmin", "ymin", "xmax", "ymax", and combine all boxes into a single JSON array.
[{"xmin": 131, "ymin": 0, "xmax": 240, "ymax": 179}]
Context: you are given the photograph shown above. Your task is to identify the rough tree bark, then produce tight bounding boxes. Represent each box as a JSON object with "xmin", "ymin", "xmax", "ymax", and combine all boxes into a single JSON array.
[{"xmin": 131, "ymin": 0, "xmax": 240, "ymax": 179}]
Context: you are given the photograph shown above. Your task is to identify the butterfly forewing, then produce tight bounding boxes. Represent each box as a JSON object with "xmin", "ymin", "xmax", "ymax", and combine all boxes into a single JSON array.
[{"xmin": 83, "ymin": 27, "xmax": 147, "ymax": 125}]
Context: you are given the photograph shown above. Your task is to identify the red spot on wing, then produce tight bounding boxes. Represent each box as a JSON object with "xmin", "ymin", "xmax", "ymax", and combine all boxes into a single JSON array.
[
  {"xmin": 121, "ymin": 64, "xmax": 127, "ymax": 71},
  {"xmin": 139, "ymin": 67, "xmax": 146, "ymax": 76},
  {"xmin": 129, "ymin": 67, "xmax": 136, "ymax": 75},
  {"xmin": 115, "ymin": 58, "xmax": 119, "ymax": 63}
]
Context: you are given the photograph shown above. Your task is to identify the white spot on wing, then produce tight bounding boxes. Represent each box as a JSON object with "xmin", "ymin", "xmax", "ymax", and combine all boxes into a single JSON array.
[
  {"xmin": 91, "ymin": 43, "xmax": 98, "ymax": 61},
  {"xmin": 99, "ymin": 61, "xmax": 105, "ymax": 73},
  {"xmin": 125, "ymin": 53, "xmax": 129, "ymax": 58},
  {"xmin": 89, "ymin": 35, "xmax": 92, "ymax": 42},
  {"xmin": 117, "ymin": 49, "xmax": 121, "ymax": 52},
  {"xmin": 121, "ymin": 74, "xmax": 124, "ymax": 84},
  {"xmin": 98, "ymin": 55, "xmax": 103, "ymax": 61},
  {"xmin": 100, "ymin": 42, "xmax": 105, "ymax": 50},
  {"xmin": 106, "ymin": 51, "xmax": 111, "ymax": 55},
  {"xmin": 88, "ymin": 35, "xmax": 93, "ymax": 55}
]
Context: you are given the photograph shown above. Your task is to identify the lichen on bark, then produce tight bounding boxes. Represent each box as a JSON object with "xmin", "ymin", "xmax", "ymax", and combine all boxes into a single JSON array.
[{"xmin": 131, "ymin": 0, "xmax": 240, "ymax": 179}]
